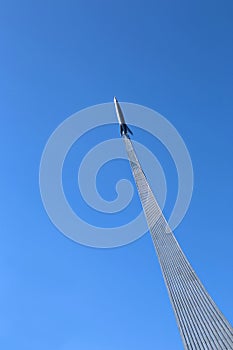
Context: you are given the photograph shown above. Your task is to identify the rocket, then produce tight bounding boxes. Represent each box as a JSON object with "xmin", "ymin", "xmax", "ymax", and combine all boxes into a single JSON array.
[{"xmin": 114, "ymin": 97, "xmax": 133, "ymax": 137}]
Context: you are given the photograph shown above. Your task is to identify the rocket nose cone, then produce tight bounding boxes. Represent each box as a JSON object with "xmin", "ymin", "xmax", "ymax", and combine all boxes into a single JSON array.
[{"xmin": 114, "ymin": 96, "xmax": 118, "ymax": 103}]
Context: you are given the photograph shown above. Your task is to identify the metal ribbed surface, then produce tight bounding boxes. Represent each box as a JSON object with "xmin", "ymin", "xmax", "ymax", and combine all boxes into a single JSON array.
[{"xmin": 123, "ymin": 135, "xmax": 233, "ymax": 350}]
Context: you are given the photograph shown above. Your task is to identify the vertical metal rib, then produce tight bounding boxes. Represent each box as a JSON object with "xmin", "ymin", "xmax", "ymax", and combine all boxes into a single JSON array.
[{"xmin": 123, "ymin": 135, "xmax": 233, "ymax": 350}]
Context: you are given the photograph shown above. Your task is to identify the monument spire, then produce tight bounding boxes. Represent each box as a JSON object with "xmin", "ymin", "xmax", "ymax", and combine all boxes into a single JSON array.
[{"xmin": 114, "ymin": 98, "xmax": 233, "ymax": 349}]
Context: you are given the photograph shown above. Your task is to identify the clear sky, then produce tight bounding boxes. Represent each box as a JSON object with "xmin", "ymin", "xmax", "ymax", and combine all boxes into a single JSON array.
[{"xmin": 1, "ymin": 0, "xmax": 233, "ymax": 349}]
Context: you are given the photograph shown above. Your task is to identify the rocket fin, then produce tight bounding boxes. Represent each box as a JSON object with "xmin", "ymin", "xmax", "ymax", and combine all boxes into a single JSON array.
[
  {"xmin": 126, "ymin": 125, "xmax": 133, "ymax": 135},
  {"xmin": 120, "ymin": 124, "xmax": 123, "ymax": 135}
]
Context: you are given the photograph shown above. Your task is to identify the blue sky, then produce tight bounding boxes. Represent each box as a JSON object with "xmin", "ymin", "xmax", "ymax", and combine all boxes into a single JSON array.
[{"xmin": 1, "ymin": 0, "xmax": 233, "ymax": 349}]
